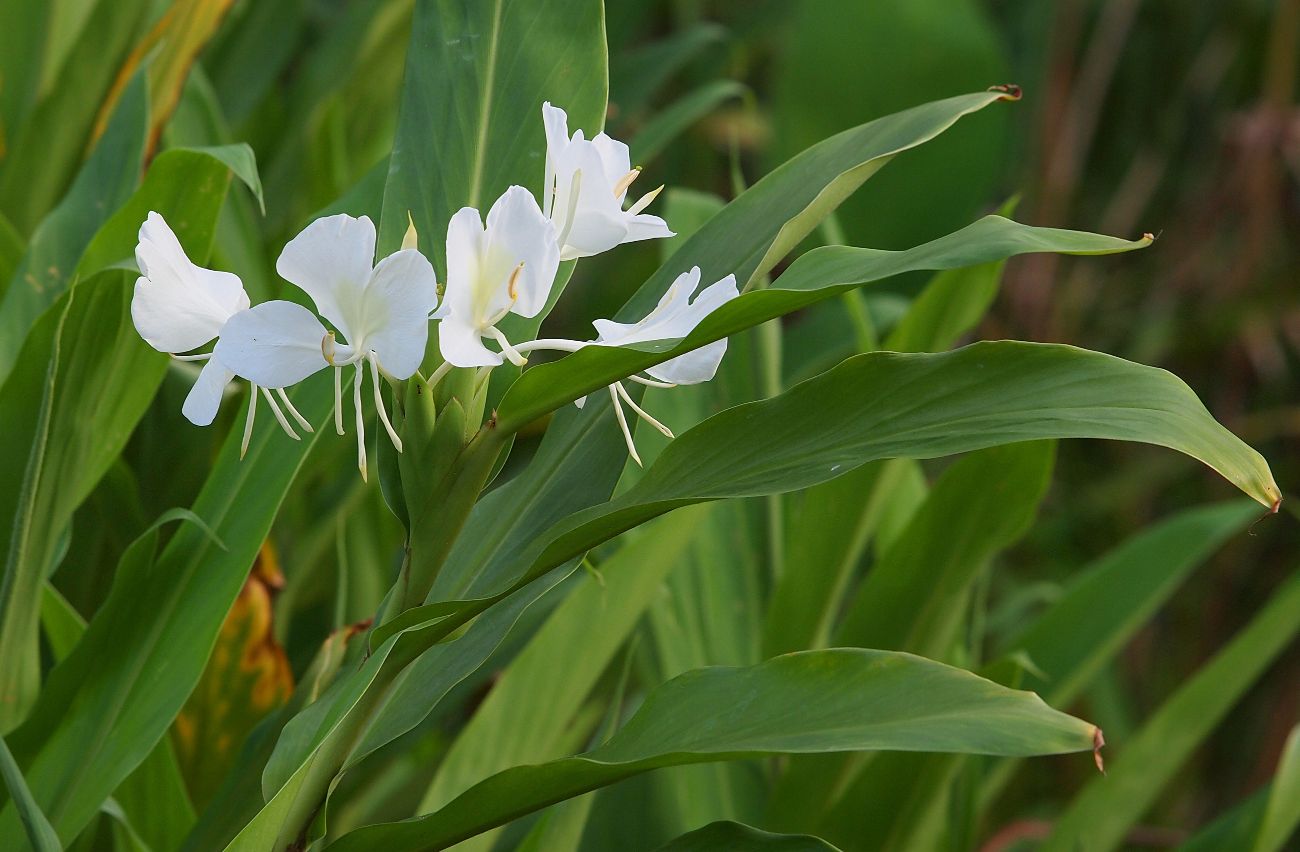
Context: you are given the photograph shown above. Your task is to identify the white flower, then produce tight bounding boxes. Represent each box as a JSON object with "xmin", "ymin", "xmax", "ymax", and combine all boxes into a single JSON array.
[
  {"xmin": 437, "ymin": 186, "xmax": 560, "ymax": 368},
  {"xmin": 215, "ymin": 213, "xmax": 438, "ymax": 478},
  {"xmin": 542, "ymin": 102, "xmax": 673, "ymax": 260},
  {"xmin": 131, "ymin": 211, "xmax": 251, "ymax": 428},
  {"xmin": 520, "ymin": 267, "xmax": 738, "ymax": 465}
]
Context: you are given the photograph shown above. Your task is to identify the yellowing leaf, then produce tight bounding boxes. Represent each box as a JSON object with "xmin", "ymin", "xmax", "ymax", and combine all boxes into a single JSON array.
[{"xmin": 173, "ymin": 543, "xmax": 293, "ymax": 809}]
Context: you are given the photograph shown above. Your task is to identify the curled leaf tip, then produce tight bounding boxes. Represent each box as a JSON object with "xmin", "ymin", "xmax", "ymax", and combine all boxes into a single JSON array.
[
  {"xmin": 1093, "ymin": 727, "xmax": 1106, "ymax": 774},
  {"xmin": 989, "ymin": 83, "xmax": 1023, "ymax": 101},
  {"xmin": 1271, "ymin": 495, "xmax": 1282, "ymax": 514}
]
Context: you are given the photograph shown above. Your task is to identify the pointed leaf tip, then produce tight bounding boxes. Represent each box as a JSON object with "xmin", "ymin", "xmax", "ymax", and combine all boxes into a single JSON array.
[{"xmin": 989, "ymin": 83, "xmax": 1023, "ymax": 101}]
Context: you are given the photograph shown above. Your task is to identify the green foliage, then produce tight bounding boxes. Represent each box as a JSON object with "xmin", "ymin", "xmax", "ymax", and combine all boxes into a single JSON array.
[{"xmin": 0, "ymin": 2, "xmax": 1292, "ymax": 852}]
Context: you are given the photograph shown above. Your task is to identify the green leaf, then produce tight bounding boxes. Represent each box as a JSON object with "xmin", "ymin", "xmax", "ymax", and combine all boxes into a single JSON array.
[
  {"xmin": 1255, "ymin": 724, "xmax": 1300, "ymax": 852},
  {"xmin": 325, "ymin": 649, "xmax": 1097, "ymax": 852},
  {"xmin": 1041, "ymin": 569, "xmax": 1300, "ymax": 852},
  {"xmin": 0, "ymin": 275, "xmax": 168, "ymax": 734},
  {"xmin": 837, "ymin": 441, "xmax": 1055, "ymax": 656},
  {"xmin": 0, "ymin": 737, "xmax": 59, "ymax": 852},
  {"xmin": 0, "ymin": 72, "xmax": 147, "ymax": 387},
  {"xmin": 653, "ymin": 822, "xmax": 841, "ymax": 852},
  {"xmin": 0, "ymin": 0, "xmax": 145, "ymax": 233},
  {"xmin": 415, "ymin": 510, "xmax": 707, "ymax": 852},
  {"xmin": 609, "ymin": 22, "xmax": 727, "ymax": 118},
  {"xmin": 378, "ymin": 0, "xmax": 608, "ymax": 258},
  {"xmin": 629, "ymin": 80, "xmax": 748, "ymax": 164},
  {"xmin": 76, "ymin": 144, "xmax": 260, "ymax": 279},
  {"xmin": 0, "ymin": 371, "xmax": 340, "ymax": 846},
  {"xmin": 495, "ymin": 216, "xmax": 1153, "ymax": 432}
]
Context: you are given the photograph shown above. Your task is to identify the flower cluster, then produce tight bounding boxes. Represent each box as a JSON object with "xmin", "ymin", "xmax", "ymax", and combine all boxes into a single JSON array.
[{"xmin": 131, "ymin": 103, "xmax": 739, "ymax": 478}]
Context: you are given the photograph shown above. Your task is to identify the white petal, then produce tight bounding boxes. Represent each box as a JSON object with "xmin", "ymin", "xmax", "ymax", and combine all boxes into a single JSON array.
[
  {"xmin": 132, "ymin": 212, "xmax": 249, "ymax": 353},
  {"xmin": 359, "ymin": 249, "xmax": 439, "ymax": 379},
  {"xmin": 438, "ymin": 315, "xmax": 503, "ymax": 368},
  {"xmin": 648, "ymin": 339, "xmax": 728, "ymax": 385},
  {"xmin": 275, "ymin": 214, "xmax": 376, "ymax": 340},
  {"xmin": 542, "ymin": 102, "xmax": 572, "ymax": 159},
  {"xmin": 443, "ymin": 206, "xmax": 486, "ymax": 322},
  {"xmin": 181, "ymin": 358, "xmax": 235, "ymax": 426},
  {"xmin": 562, "ymin": 205, "xmax": 628, "ymax": 260},
  {"xmin": 482, "ymin": 186, "xmax": 559, "ymax": 318},
  {"xmin": 590, "ymin": 132, "xmax": 633, "ymax": 192},
  {"xmin": 623, "ymin": 213, "xmax": 675, "ymax": 246},
  {"xmin": 214, "ymin": 301, "xmax": 330, "ymax": 388}
]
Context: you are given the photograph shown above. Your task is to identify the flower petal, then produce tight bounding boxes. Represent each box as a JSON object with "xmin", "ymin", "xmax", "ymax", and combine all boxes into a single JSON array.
[
  {"xmin": 275, "ymin": 213, "xmax": 376, "ymax": 340},
  {"xmin": 214, "ymin": 301, "xmax": 330, "ymax": 388},
  {"xmin": 438, "ymin": 314, "xmax": 504, "ymax": 368},
  {"xmin": 648, "ymin": 339, "xmax": 728, "ymax": 385},
  {"xmin": 132, "ymin": 212, "xmax": 248, "ymax": 353},
  {"xmin": 181, "ymin": 358, "xmax": 235, "ymax": 426},
  {"xmin": 442, "ymin": 206, "xmax": 486, "ymax": 322},
  {"xmin": 483, "ymin": 186, "xmax": 560, "ymax": 317},
  {"xmin": 360, "ymin": 248, "xmax": 439, "ymax": 379},
  {"xmin": 590, "ymin": 132, "xmax": 633, "ymax": 193},
  {"xmin": 623, "ymin": 212, "xmax": 675, "ymax": 245},
  {"xmin": 542, "ymin": 102, "xmax": 572, "ymax": 160}
]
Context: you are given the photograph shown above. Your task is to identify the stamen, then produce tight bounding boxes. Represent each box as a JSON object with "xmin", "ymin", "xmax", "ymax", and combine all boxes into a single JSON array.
[
  {"xmin": 627, "ymin": 183, "xmax": 664, "ymax": 215},
  {"xmin": 556, "ymin": 168, "xmax": 583, "ymax": 250},
  {"xmin": 507, "ymin": 262, "xmax": 525, "ymax": 301},
  {"xmin": 322, "ymin": 331, "xmax": 337, "ymax": 366},
  {"xmin": 171, "ymin": 352, "xmax": 212, "ymax": 362},
  {"xmin": 612, "ymin": 167, "xmax": 641, "ymax": 199},
  {"xmin": 277, "ymin": 388, "xmax": 314, "ymax": 433},
  {"xmin": 370, "ymin": 353, "xmax": 403, "ymax": 453},
  {"xmin": 513, "ymin": 338, "xmax": 586, "ymax": 355},
  {"xmin": 261, "ymin": 387, "xmax": 301, "ymax": 441},
  {"xmin": 609, "ymin": 385, "xmax": 642, "ymax": 467},
  {"xmin": 240, "ymin": 383, "xmax": 258, "ymax": 459},
  {"xmin": 627, "ymin": 374, "xmax": 677, "ymax": 390},
  {"xmin": 354, "ymin": 363, "xmax": 367, "ymax": 481},
  {"xmin": 334, "ymin": 367, "xmax": 345, "ymax": 435},
  {"xmin": 614, "ymin": 382, "xmax": 674, "ymax": 439},
  {"xmin": 486, "ymin": 326, "xmax": 528, "ymax": 367}
]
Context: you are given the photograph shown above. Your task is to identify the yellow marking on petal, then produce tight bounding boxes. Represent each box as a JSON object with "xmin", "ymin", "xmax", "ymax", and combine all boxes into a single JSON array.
[{"xmin": 507, "ymin": 262, "xmax": 525, "ymax": 301}]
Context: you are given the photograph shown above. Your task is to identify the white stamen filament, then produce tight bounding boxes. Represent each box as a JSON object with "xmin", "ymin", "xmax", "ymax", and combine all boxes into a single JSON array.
[
  {"xmin": 333, "ymin": 367, "xmax": 345, "ymax": 435},
  {"xmin": 513, "ymin": 338, "xmax": 585, "ymax": 355},
  {"xmin": 354, "ymin": 363, "xmax": 367, "ymax": 481},
  {"xmin": 428, "ymin": 360, "xmax": 455, "ymax": 389},
  {"xmin": 370, "ymin": 353, "xmax": 402, "ymax": 452},
  {"xmin": 609, "ymin": 384, "xmax": 642, "ymax": 466},
  {"xmin": 627, "ymin": 183, "xmax": 664, "ymax": 215},
  {"xmin": 276, "ymin": 388, "xmax": 314, "ymax": 433},
  {"xmin": 628, "ymin": 374, "xmax": 677, "ymax": 389},
  {"xmin": 614, "ymin": 381, "xmax": 674, "ymax": 438},
  {"xmin": 261, "ymin": 387, "xmax": 301, "ymax": 441},
  {"xmin": 171, "ymin": 352, "xmax": 212, "ymax": 362},
  {"xmin": 612, "ymin": 167, "xmax": 641, "ymax": 199},
  {"xmin": 486, "ymin": 326, "xmax": 528, "ymax": 366},
  {"xmin": 241, "ymin": 383, "xmax": 258, "ymax": 459}
]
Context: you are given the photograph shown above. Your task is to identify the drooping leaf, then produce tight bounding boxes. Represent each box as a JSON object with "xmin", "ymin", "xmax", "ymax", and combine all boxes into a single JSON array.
[
  {"xmin": 630, "ymin": 80, "xmax": 748, "ymax": 164},
  {"xmin": 325, "ymin": 649, "xmax": 1099, "ymax": 852},
  {"xmin": 495, "ymin": 216, "xmax": 1153, "ymax": 431},
  {"xmin": 1041, "ymin": 570, "xmax": 1300, "ymax": 852}
]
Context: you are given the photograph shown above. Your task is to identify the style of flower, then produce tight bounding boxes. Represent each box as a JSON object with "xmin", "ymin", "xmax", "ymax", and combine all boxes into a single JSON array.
[
  {"xmin": 215, "ymin": 213, "xmax": 438, "ymax": 479},
  {"xmin": 542, "ymin": 102, "xmax": 674, "ymax": 260},
  {"xmin": 436, "ymin": 186, "xmax": 560, "ymax": 368}
]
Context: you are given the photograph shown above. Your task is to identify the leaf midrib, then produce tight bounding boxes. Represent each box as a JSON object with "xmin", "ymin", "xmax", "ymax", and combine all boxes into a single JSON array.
[{"xmin": 466, "ymin": 0, "xmax": 505, "ymax": 208}]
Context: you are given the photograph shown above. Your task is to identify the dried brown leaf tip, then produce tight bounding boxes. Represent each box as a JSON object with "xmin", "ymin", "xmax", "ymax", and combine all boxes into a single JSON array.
[
  {"xmin": 1093, "ymin": 727, "xmax": 1107, "ymax": 774},
  {"xmin": 989, "ymin": 83, "xmax": 1023, "ymax": 101}
]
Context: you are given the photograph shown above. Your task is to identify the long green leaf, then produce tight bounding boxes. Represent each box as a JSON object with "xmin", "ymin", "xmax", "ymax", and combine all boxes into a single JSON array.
[
  {"xmin": 0, "ymin": 73, "xmax": 147, "ymax": 387},
  {"xmin": 0, "ymin": 738, "xmax": 59, "ymax": 852},
  {"xmin": 495, "ymin": 216, "xmax": 1153, "ymax": 432},
  {"xmin": 1041, "ymin": 569, "xmax": 1300, "ymax": 852},
  {"xmin": 1255, "ymin": 724, "xmax": 1300, "ymax": 852},
  {"xmin": 326, "ymin": 649, "xmax": 1099, "ymax": 852},
  {"xmin": 0, "ymin": 371, "xmax": 339, "ymax": 846}
]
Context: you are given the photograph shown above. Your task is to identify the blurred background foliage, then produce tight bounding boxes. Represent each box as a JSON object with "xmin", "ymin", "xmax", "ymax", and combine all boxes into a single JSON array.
[{"xmin": 3, "ymin": 0, "xmax": 1297, "ymax": 849}]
